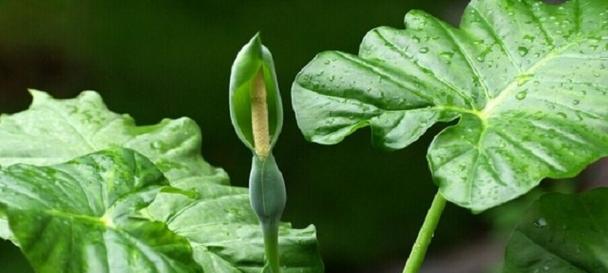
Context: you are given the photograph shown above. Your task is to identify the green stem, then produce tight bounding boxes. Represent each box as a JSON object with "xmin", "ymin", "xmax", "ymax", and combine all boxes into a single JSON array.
[
  {"xmin": 402, "ymin": 191, "xmax": 447, "ymax": 273},
  {"xmin": 262, "ymin": 221, "xmax": 281, "ymax": 273}
]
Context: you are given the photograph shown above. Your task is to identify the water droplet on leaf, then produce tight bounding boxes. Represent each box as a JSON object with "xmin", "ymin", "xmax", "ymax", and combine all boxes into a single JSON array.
[
  {"xmin": 518, "ymin": 46, "xmax": 529, "ymax": 57},
  {"xmin": 534, "ymin": 217, "xmax": 547, "ymax": 228}
]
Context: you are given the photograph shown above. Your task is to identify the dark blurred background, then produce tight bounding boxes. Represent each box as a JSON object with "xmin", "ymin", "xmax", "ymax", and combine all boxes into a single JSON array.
[{"xmin": 0, "ymin": 1, "xmax": 603, "ymax": 273}]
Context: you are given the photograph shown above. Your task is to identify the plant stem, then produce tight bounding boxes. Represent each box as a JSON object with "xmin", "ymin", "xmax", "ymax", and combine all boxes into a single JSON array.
[
  {"xmin": 263, "ymin": 221, "xmax": 281, "ymax": 273},
  {"xmin": 402, "ymin": 191, "xmax": 447, "ymax": 273}
]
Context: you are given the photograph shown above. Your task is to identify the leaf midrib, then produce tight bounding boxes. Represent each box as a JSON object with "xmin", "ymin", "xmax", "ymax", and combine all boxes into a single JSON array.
[{"xmin": 478, "ymin": 41, "xmax": 578, "ymax": 120}]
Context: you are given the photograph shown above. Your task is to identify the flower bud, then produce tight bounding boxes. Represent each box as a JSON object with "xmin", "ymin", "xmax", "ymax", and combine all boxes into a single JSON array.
[{"xmin": 229, "ymin": 33, "xmax": 283, "ymax": 156}]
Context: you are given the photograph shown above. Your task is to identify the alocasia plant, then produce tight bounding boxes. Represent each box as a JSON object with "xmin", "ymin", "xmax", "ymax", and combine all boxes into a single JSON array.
[
  {"xmin": 504, "ymin": 188, "xmax": 608, "ymax": 273},
  {"xmin": 1, "ymin": 0, "xmax": 606, "ymax": 270},
  {"xmin": 291, "ymin": 0, "xmax": 608, "ymax": 271},
  {"xmin": 0, "ymin": 91, "xmax": 323, "ymax": 273}
]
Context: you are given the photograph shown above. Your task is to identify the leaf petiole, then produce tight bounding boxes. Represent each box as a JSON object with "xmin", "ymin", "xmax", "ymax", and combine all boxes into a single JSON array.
[{"xmin": 402, "ymin": 191, "xmax": 447, "ymax": 273}]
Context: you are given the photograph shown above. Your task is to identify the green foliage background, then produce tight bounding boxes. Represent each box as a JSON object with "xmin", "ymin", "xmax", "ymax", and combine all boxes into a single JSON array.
[{"xmin": 0, "ymin": 1, "xmax": 517, "ymax": 272}]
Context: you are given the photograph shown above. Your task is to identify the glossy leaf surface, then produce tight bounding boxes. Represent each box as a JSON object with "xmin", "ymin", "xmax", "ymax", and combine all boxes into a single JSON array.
[
  {"xmin": 0, "ymin": 148, "xmax": 201, "ymax": 273},
  {"xmin": 0, "ymin": 90, "xmax": 227, "ymax": 241},
  {"xmin": 146, "ymin": 183, "xmax": 324, "ymax": 273},
  {"xmin": 503, "ymin": 188, "xmax": 608, "ymax": 273},
  {"xmin": 0, "ymin": 90, "xmax": 229, "ymax": 188},
  {"xmin": 292, "ymin": 0, "xmax": 608, "ymax": 211}
]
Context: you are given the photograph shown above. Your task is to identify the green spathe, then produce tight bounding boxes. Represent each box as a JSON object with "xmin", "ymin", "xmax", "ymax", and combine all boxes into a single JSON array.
[
  {"xmin": 292, "ymin": 0, "xmax": 608, "ymax": 211},
  {"xmin": 0, "ymin": 148, "xmax": 201, "ymax": 273},
  {"xmin": 229, "ymin": 33, "xmax": 283, "ymax": 152},
  {"xmin": 503, "ymin": 188, "xmax": 608, "ymax": 273}
]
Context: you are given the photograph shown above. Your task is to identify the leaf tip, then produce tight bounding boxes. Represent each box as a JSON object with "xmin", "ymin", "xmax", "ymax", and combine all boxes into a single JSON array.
[
  {"xmin": 27, "ymin": 89, "xmax": 51, "ymax": 106},
  {"xmin": 78, "ymin": 90, "xmax": 103, "ymax": 100},
  {"xmin": 252, "ymin": 31, "xmax": 263, "ymax": 44}
]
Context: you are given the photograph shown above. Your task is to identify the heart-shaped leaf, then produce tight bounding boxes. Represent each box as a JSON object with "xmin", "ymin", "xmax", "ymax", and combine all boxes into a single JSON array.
[
  {"xmin": 503, "ymin": 188, "xmax": 608, "ymax": 273},
  {"xmin": 0, "ymin": 148, "xmax": 201, "ymax": 273},
  {"xmin": 292, "ymin": 0, "xmax": 608, "ymax": 211},
  {"xmin": 145, "ymin": 184, "xmax": 324, "ymax": 273},
  {"xmin": 0, "ymin": 90, "xmax": 229, "ymax": 188},
  {"xmin": 0, "ymin": 90, "xmax": 229, "ymax": 240}
]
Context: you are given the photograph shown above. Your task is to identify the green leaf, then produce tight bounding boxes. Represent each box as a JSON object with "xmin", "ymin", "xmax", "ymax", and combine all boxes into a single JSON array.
[
  {"xmin": 145, "ymin": 184, "xmax": 324, "ymax": 273},
  {"xmin": 230, "ymin": 33, "xmax": 284, "ymax": 152},
  {"xmin": 0, "ymin": 210, "xmax": 12, "ymax": 243},
  {"xmin": 503, "ymin": 188, "xmax": 608, "ymax": 273},
  {"xmin": 0, "ymin": 148, "xmax": 201, "ymax": 273},
  {"xmin": 292, "ymin": 0, "xmax": 608, "ymax": 211},
  {"xmin": 0, "ymin": 90, "xmax": 229, "ymax": 188},
  {"xmin": 0, "ymin": 90, "xmax": 229, "ymax": 241}
]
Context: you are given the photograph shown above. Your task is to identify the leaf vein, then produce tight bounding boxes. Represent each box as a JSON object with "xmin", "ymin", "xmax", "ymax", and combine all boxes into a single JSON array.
[
  {"xmin": 432, "ymin": 18, "xmax": 492, "ymax": 102},
  {"xmin": 492, "ymin": 128, "xmax": 565, "ymax": 172},
  {"xmin": 370, "ymin": 29, "xmax": 475, "ymax": 108},
  {"xmin": 470, "ymin": 6, "xmax": 522, "ymax": 73},
  {"xmin": 334, "ymin": 51, "xmax": 435, "ymax": 103}
]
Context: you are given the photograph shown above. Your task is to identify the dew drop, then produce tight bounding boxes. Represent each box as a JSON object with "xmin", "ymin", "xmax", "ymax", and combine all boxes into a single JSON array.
[
  {"xmin": 515, "ymin": 90, "xmax": 528, "ymax": 100},
  {"xmin": 151, "ymin": 141, "xmax": 162, "ymax": 150},
  {"xmin": 518, "ymin": 46, "xmax": 529, "ymax": 57},
  {"xmin": 419, "ymin": 47, "xmax": 429, "ymax": 54},
  {"xmin": 534, "ymin": 217, "xmax": 547, "ymax": 228},
  {"xmin": 440, "ymin": 51, "xmax": 454, "ymax": 59},
  {"xmin": 523, "ymin": 35, "xmax": 535, "ymax": 42},
  {"xmin": 516, "ymin": 74, "xmax": 533, "ymax": 86}
]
